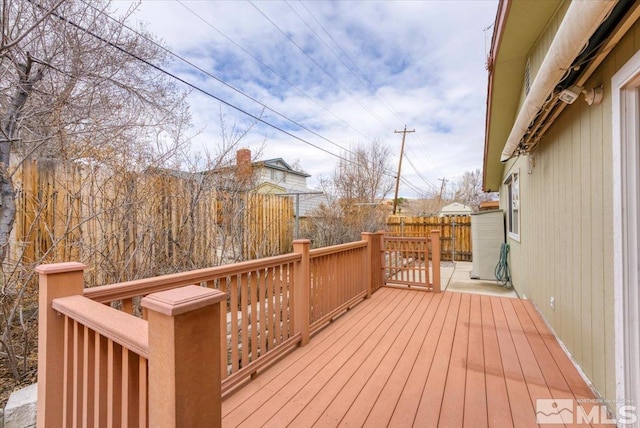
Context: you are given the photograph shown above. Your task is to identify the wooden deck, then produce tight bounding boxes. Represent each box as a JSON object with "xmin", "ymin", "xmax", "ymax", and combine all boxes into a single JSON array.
[{"xmin": 222, "ymin": 287, "xmax": 601, "ymax": 427}]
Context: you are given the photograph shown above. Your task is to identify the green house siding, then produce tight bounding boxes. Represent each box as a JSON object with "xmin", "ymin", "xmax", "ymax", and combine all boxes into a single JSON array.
[{"xmin": 498, "ymin": 15, "xmax": 640, "ymax": 406}]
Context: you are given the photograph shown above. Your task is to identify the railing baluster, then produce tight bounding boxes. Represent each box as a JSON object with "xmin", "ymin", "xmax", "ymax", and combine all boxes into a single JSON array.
[
  {"xmin": 73, "ymin": 319, "xmax": 81, "ymax": 428},
  {"xmin": 122, "ymin": 298, "xmax": 134, "ymax": 315},
  {"xmin": 241, "ymin": 272, "xmax": 249, "ymax": 367},
  {"xmin": 259, "ymin": 268, "xmax": 267, "ymax": 359},
  {"xmin": 266, "ymin": 266, "xmax": 275, "ymax": 349},
  {"xmin": 250, "ymin": 271, "xmax": 258, "ymax": 363},
  {"xmin": 82, "ymin": 325, "xmax": 92, "ymax": 428},
  {"xmin": 95, "ymin": 333, "xmax": 108, "ymax": 428},
  {"xmin": 214, "ymin": 279, "xmax": 228, "ymax": 380},
  {"xmin": 63, "ymin": 316, "xmax": 71, "ymax": 427},
  {"xmin": 121, "ymin": 348, "xmax": 130, "ymax": 427},
  {"xmin": 138, "ymin": 357, "xmax": 148, "ymax": 428},
  {"xmin": 275, "ymin": 264, "xmax": 282, "ymax": 346},
  {"xmin": 230, "ymin": 274, "xmax": 239, "ymax": 373}
]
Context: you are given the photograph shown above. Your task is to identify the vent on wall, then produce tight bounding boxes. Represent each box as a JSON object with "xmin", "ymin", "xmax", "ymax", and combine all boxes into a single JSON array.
[{"xmin": 524, "ymin": 58, "xmax": 531, "ymax": 95}]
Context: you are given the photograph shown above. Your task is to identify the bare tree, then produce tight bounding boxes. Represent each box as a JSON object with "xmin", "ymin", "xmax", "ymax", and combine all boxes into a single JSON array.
[
  {"xmin": 1, "ymin": 0, "xmax": 190, "ymax": 262},
  {"xmin": 333, "ymin": 139, "xmax": 394, "ymax": 205},
  {"xmin": 452, "ymin": 169, "xmax": 497, "ymax": 210},
  {"xmin": 302, "ymin": 140, "xmax": 393, "ymax": 246},
  {"xmin": 0, "ymin": 0, "xmax": 192, "ymax": 395}
]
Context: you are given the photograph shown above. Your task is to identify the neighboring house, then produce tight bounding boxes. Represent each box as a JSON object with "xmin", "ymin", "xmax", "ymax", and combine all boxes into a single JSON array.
[
  {"xmin": 438, "ymin": 202, "xmax": 472, "ymax": 217},
  {"xmin": 237, "ymin": 149, "xmax": 324, "ymax": 217},
  {"xmin": 484, "ymin": 0, "xmax": 639, "ymax": 418}
]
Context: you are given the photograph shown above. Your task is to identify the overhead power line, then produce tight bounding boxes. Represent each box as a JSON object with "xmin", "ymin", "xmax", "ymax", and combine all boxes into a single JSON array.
[
  {"xmin": 29, "ymin": 0, "xmax": 430, "ymax": 196},
  {"xmin": 30, "ymin": 0, "xmax": 361, "ymax": 166},
  {"xmin": 248, "ymin": 0, "xmax": 395, "ymax": 131},
  {"xmin": 294, "ymin": 0, "xmax": 407, "ymax": 126},
  {"xmin": 79, "ymin": 0, "xmax": 359, "ymax": 160},
  {"xmin": 174, "ymin": 0, "xmax": 377, "ymax": 146}
]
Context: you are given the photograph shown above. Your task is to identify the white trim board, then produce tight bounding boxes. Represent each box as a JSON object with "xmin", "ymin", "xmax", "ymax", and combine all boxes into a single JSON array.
[{"xmin": 612, "ymin": 48, "xmax": 640, "ymax": 424}]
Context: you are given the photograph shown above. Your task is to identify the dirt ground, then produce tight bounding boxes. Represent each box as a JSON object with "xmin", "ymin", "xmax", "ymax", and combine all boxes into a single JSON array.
[
  {"xmin": 0, "ymin": 319, "xmax": 38, "ymax": 409},
  {"xmin": 0, "ymin": 357, "xmax": 37, "ymax": 409}
]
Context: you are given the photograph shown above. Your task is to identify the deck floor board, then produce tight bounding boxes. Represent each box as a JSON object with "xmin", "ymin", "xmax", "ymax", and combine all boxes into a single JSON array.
[{"xmin": 222, "ymin": 288, "xmax": 600, "ymax": 427}]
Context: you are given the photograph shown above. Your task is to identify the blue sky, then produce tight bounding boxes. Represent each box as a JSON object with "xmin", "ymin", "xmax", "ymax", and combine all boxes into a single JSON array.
[{"xmin": 114, "ymin": 0, "xmax": 498, "ymax": 198}]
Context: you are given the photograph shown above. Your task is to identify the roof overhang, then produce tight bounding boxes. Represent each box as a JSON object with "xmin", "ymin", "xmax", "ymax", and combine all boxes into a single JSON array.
[
  {"xmin": 483, "ymin": 0, "xmax": 562, "ymax": 192},
  {"xmin": 483, "ymin": 0, "xmax": 640, "ymax": 192}
]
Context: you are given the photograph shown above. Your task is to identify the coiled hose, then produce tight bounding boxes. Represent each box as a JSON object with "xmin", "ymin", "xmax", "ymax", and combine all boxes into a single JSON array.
[{"xmin": 495, "ymin": 242, "xmax": 512, "ymax": 288}]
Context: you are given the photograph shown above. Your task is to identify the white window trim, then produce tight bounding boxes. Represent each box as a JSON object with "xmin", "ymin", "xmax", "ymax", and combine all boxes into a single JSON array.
[
  {"xmin": 612, "ymin": 48, "xmax": 640, "ymax": 410},
  {"xmin": 504, "ymin": 170, "xmax": 520, "ymax": 242}
]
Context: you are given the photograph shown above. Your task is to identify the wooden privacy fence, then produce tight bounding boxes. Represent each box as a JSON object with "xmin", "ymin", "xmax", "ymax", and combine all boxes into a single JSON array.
[
  {"xmin": 386, "ymin": 215, "xmax": 472, "ymax": 261},
  {"xmin": 11, "ymin": 158, "xmax": 293, "ymax": 287},
  {"xmin": 36, "ymin": 231, "xmax": 433, "ymax": 426}
]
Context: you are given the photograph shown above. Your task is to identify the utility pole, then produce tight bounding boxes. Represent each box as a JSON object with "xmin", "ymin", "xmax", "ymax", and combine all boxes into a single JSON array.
[
  {"xmin": 393, "ymin": 126, "xmax": 415, "ymax": 215},
  {"xmin": 438, "ymin": 177, "xmax": 448, "ymax": 205}
]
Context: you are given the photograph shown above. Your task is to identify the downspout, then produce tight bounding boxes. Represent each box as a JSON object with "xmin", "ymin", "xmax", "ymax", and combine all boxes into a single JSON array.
[{"xmin": 500, "ymin": 0, "xmax": 617, "ymax": 162}]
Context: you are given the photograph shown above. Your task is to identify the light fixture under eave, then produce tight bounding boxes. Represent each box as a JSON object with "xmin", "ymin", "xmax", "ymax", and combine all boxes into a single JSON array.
[
  {"xmin": 559, "ymin": 85, "xmax": 582, "ymax": 104},
  {"xmin": 558, "ymin": 85, "xmax": 604, "ymax": 106},
  {"xmin": 583, "ymin": 86, "xmax": 604, "ymax": 105}
]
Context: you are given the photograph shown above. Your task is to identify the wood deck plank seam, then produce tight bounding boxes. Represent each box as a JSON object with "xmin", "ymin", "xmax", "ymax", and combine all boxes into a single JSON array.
[
  {"xmin": 267, "ymin": 295, "xmax": 418, "ymax": 427},
  {"xmin": 329, "ymin": 291, "xmax": 438, "ymax": 427},
  {"xmin": 439, "ymin": 292, "xmax": 472, "ymax": 428},
  {"xmin": 490, "ymin": 296, "xmax": 539, "ymax": 428},
  {"xmin": 223, "ymin": 288, "xmax": 407, "ymax": 424},
  {"xmin": 293, "ymin": 291, "xmax": 433, "ymax": 427},
  {"xmin": 521, "ymin": 300, "xmax": 598, "ymax": 400},
  {"xmin": 412, "ymin": 292, "xmax": 464, "ymax": 426},
  {"xmin": 221, "ymin": 289, "xmax": 601, "ymax": 428},
  {"xmin": 462, "ymin": 294, "xmax": 489, "ymax": 428},
  {"xmin": 359, "ymin": 292, "xmax": 446, "ymax": 427},
  {"xmin": 500, "ymin": 298, "xmax": 564, "ymax": 428},
  {"xmin": 222, "ymin": 287, "xmax": 400, "ymax": 416},
  {"xmin": 479, "ymin": 295, "xmax": 514, "ymax": 428},
  {"xmin": 386, "ymin": 291, "xmax": 456, "ymax": 427},
  {"xmin": 518, "ymin": 300, "xmax": 602, "ymax": 428},
  {"xmin": 512, "ymin": 300, "xmax": 576, "ymax": 397},
  {"xmin": 235, "ymin": 290, "xmax": 419, "ymax": 426}
]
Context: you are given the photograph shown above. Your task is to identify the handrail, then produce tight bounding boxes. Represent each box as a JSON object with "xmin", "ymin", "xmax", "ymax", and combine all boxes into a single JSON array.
[
  {"xmin": 37, "ymin": 231, "xmax": 396, "ymax": 426},
  {"xmin": 384, "ymin": 236, "xmax": 432, "ymax": 242},
  {"xmin": 84, "ymin": 253, "xmax": 300, "ymax": 303},
  {"xmin": 309, "ymin": 240, "xmax": 367, "ymax": 258},
  {"xmin": 52, "ymin": 295, "xmax": 149, "ymax": 358}
]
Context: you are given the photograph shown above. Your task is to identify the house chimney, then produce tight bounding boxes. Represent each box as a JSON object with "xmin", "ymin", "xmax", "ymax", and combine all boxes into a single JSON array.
[{"xmin": 236, "ymin": 148, "xmax": 253, "ymax": 185}]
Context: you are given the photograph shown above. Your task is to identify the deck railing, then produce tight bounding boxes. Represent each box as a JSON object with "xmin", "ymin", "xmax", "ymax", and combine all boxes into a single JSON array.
[{"xmin": 36, "ymin": 231, "xmax": 438, "ymax": 427}]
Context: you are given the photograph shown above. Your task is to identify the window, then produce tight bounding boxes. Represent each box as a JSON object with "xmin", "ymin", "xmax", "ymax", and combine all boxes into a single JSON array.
[{"xmin": 505, "ymin": 172, "xmax": 520, "ymax": 239}]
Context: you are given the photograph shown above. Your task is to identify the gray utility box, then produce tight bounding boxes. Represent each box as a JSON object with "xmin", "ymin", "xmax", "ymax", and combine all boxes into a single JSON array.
[{"xmin": 470, "ymin": 210, "xmax": 505, "ymax": 280}]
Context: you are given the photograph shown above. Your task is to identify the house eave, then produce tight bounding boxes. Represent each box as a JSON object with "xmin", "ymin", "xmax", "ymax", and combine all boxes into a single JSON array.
[{"xmin": 483, "ymin": 0, "xmax": 563, "ymax": 192}]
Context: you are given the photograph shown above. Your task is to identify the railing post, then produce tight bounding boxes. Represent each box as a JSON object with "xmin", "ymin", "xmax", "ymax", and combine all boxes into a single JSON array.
[
  {"xmin": 377, "ymin": 230, "xmax": 387, "ymax": 291},
  {"xmin": 361, "ymin": 233, "xmax": 374, "ymax": 298},
  {"xmin": 293, "ymin": 239, "xmax": 310, "ymax": 346},
  {"xmin": 430, "ymin": 230, "xmax": 441, "ymax": 292},
  {"xmin": 35, "ymin": 262, "xmax": 87, "ymax": 428},
  {"xmin": 363, "ymin": 232, "xmax": 384, "ymax": 296},
  {"xmin": 141, "ymin": 285, "xmax": 226, "ymax": 428}
]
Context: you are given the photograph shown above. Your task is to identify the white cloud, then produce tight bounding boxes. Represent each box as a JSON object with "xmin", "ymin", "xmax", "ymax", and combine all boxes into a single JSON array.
[{"xmin": 113, "ymin": 0, "xmax": 498, "ymax": 197}]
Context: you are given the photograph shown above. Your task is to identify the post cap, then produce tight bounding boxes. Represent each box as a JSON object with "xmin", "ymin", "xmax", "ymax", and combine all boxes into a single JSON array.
[
  {"xmin": 35, "ymin": 262, "xmax": 87, "ymax": 274},
  {"xmin": 141, "ymin": 285, "xmax": 226, "ymax": 316}
]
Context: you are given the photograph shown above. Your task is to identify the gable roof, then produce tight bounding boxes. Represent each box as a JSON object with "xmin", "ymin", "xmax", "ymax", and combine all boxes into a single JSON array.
[{"xmin": 258, "ymin": 158, "xmax": 311, "ymax": 178}]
